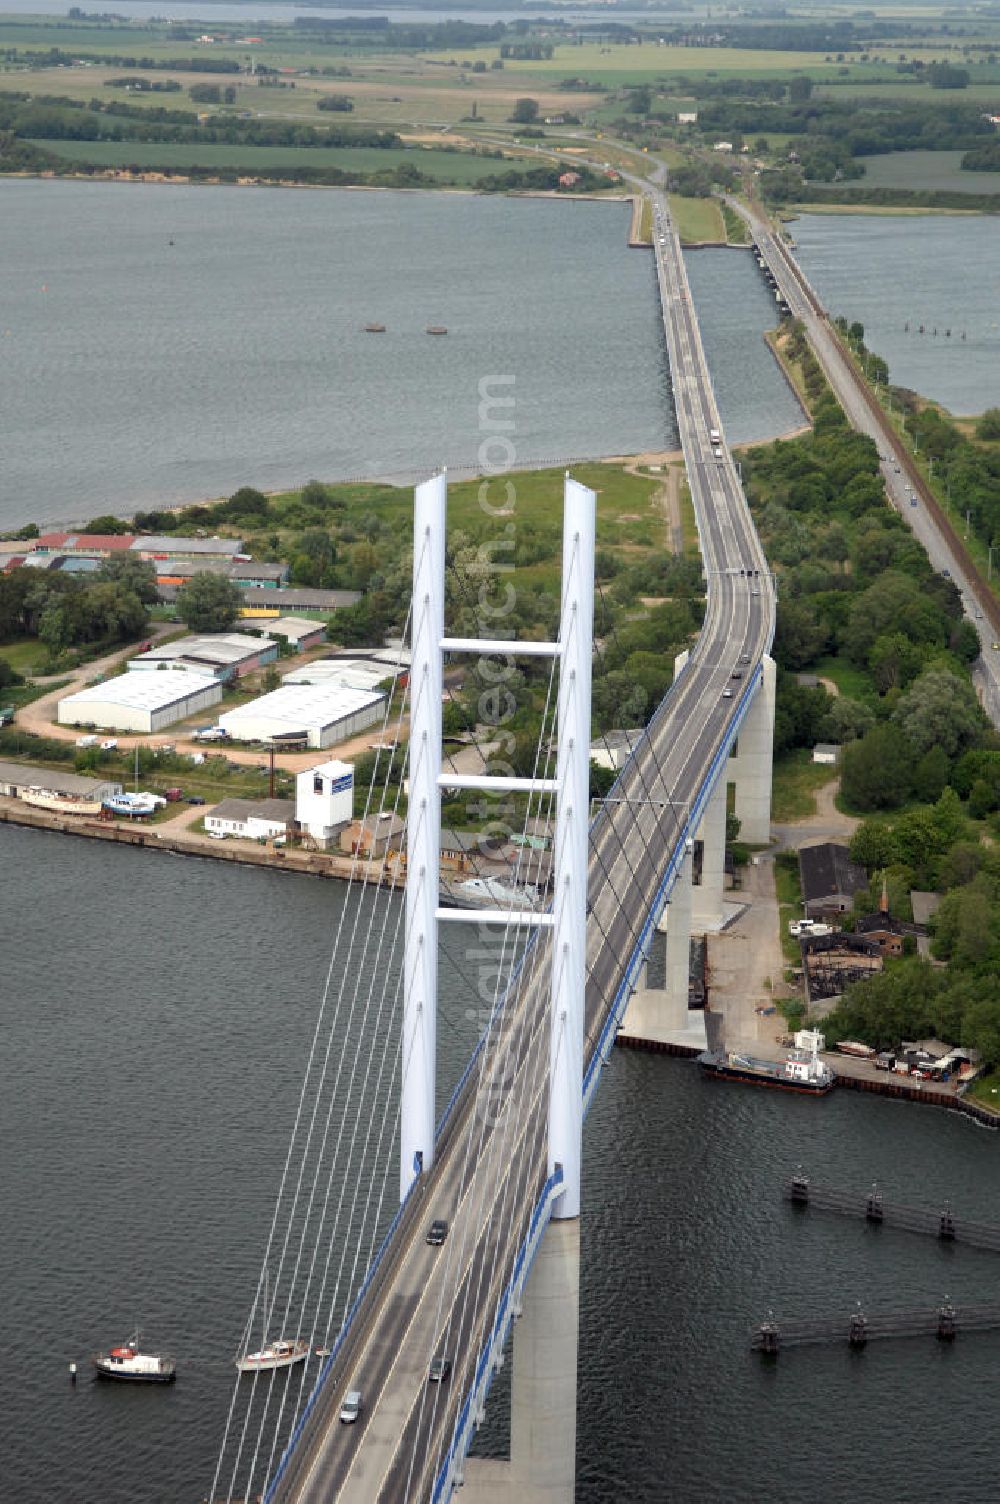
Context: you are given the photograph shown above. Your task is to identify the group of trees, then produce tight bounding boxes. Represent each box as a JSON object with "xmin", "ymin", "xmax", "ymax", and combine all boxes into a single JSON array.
[
  {"xmin": 745, "ymin": 329, "xmax": 985, "ymax": 784},
  {"xmin": 745, "ymin": 335, "xmax": 1000, "ymax": 1063},
  {"xmin": 0, "ymin": 558, "xmax": 153, "ymax": 659},
  {"xmin": 0, "ymin": 89, "xmax": 400, "ymax": 151},
  {"xmin": 818, "ymin": 788, "xmax": 1000, "ymax": 1065}
]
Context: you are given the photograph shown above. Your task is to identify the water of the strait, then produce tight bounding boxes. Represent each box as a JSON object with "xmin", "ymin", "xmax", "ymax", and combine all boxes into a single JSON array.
[{"xmin": 2, "ymin": 824, "xmax": 998, "ymax": 1501}]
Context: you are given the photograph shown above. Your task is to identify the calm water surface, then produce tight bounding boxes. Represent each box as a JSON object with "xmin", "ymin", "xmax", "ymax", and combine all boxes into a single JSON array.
[
  {"xmin": 793, "ymin": 213, "xmax": 1000, "ymax": 417},
  {"xmin": 3, "ymin": 825, "xmax": 998, "ymax": 1501},
  {"xmin": 0, "ymin": 181, "xmax": 802, "ymax": 534}
]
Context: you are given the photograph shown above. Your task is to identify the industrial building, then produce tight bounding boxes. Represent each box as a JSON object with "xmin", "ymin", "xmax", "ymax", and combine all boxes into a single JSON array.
[
  {"xmin": 58, "ymin": 670, "xmax": 222, "ymax": 733},
  {"xmin": 285, "ymin": 658, "xmax": 389, "ymax": 694},
  {"xmin": 296, "ymin": 758, "xmax": 354, "ymax": 847},
  {"xmin": 129, "ymin": 632, "xmax": 277, "ymax": 681},
  {"xmin": 0, "ymin": 759, "xmax": 122, "ymax": 803},
  {"xmin": 239, "ymin": 586, "xmax": 361, "ymax": 614},
  {"xmin": 153, "ymin": 558, "xmax": 289, "ymax": 589},
  {"xmin": 218, "ymin": 682, "xmax": 386, "ymax": 749},
  {"xmin": 266, "ymin": 617, "xmax": 327, "ymax": 653},
  {"xmin": 204, "ymin": 797, "xmax": 294, "ymax": 841},
  {"xmin": 131, "ymin": 535, "xmax": 245, "ymax": 561}
]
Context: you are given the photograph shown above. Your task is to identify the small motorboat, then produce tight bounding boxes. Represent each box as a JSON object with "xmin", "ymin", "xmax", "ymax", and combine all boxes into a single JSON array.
[
  {"xmin": 236, "ymin": 1269, "xmax": 308, "ymax": 1373},
  {"xmin": 93, "ymin": 1331, "xmax": 175, "ymax": 1384},
  {"xmin": 425, "ymin": 325, "xmax": 448, "ymax": 335},
  {"xmin": 236, "ymin": 1338, "xmax": 308, "ymax": 1374},
  {"xmin": 364, "ymin": 322, "xmax": 386, "ymax": 333}
]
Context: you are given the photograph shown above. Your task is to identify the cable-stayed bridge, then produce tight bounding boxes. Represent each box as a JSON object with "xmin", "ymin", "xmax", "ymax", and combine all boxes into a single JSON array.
[{"xmin": 211, "ymin": 177, "xmax": 777, "ymax": 1504}]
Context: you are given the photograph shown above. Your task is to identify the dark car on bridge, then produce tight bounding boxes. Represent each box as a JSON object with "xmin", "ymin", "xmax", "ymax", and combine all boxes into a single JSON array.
[
  {"xmin": 429, "ymin": 1356, "xmax": 452, "ymax": 1383},
  {"xmin": 426, "ymin": 1219, "xmax": 449, "ymax": 1246}
]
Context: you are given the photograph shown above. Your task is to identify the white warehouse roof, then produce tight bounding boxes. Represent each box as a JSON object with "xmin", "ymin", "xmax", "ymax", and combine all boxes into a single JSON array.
[
  {"xmin": 60, "ymin": 669, "xmax": 219, "ymax": 714},
  {"xmin": 133, "ymin": 633, "xmax": 273, "ymax": 668},
  {"xmin": 285, "ymin": 659, "xmax": 388, "ymax": 692},
  {"xmin": 218, "ymin": 682, "xmax": 386, "ymax": 747}
]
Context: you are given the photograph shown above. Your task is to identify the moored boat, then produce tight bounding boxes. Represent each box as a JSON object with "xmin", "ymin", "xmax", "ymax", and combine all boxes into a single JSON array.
[
  {"xmin": 236, "ymin": 1338, "xmax": 309, "ymax": 1374},
  {"xmin": 22, "ymin": 787, "xmax": 104, "ymax": 817},
  {"xmin": 103, "ymin": 791, "xmax": 166, "ymax": 818},
  {"xmin": 425, "ymin": 325, "xmax": 448, "ymax": 335},
  {"xmin": 93, "ymin": 1331, "xmax": 175, "ymax": 1383},
  {"xmin": 363, "ymin": 322, "xmax": 386, "ymax": 333},
  {"xmin": 236, "ymin": 1268, "xmax": 309, "ymax": 1373},
  {"xmin": 698, "ymin": 1043, "xmax": 835, "ymax": 1095}
]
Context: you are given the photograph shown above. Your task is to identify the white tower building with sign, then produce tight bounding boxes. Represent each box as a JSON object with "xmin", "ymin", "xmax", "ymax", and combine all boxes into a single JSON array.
[{"xmin": 295, "ymin": 759, "xmax": 354, "ymax": 847}]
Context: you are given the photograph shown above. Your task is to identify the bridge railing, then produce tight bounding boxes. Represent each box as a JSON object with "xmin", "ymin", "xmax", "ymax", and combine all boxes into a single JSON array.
[
  {"xmin": 584, "ymin": 661, "xmax": 765, "ymax": 1113},
  {"xmin": 263, "ymin": 1167, "xmax": 426, "ymax": 1502},
  {"xmin": 430, "ymin": 1166, "xmax": 565, "ymax": 1504}
]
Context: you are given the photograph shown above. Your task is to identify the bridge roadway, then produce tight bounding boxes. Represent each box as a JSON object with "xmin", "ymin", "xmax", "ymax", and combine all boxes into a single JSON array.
[{"xmin": 269, "ymin": 180, "xmax": 774, "ymax": 1504}]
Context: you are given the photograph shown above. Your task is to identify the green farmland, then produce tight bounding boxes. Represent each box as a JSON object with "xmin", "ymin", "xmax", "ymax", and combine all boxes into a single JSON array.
[{"xmin": 29, "ymin": 139, "xmax": 520, "ymax": 182}]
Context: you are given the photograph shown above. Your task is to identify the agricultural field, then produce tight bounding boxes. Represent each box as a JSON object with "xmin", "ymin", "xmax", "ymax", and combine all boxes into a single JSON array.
[
  {"xmin": 425, "ymin": 42, "xmax": 904, "ymax": 85},
  {"xmin": 29, "ymin": 138, "xmax": 524, "ymax": 182},
  {"xmin": 857, "ymin": 149, "xmax": 1000, "ymax": 195}
]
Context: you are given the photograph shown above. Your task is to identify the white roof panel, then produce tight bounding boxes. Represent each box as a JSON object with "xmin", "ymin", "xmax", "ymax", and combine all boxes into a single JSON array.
[
  {"xmin": 219, "ymin": 682, "xmax": 385, "ymax": 734},
  {"xmin": 60, "ymin": 669, "xmax": 219, "ymax": 712}
]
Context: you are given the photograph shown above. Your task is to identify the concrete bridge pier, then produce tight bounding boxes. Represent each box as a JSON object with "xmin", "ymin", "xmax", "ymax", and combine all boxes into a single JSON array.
[
  {"xmin": 691, "ymin": 776, "xmax": 727, "ymax": 932},
  {"xmin": 731, "ymin": 654, "xmax": 776, "ymax": 845},
  {"xmin": 462, "ymin": 1219, "xmax": 580, "ymax": 1504},
  {"xmin": 618, "ymin": 847, "xmax": 706, "ymax": 1048}
]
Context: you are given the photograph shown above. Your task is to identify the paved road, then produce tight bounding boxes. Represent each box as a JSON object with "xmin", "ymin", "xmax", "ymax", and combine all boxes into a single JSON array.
[
  {"xmin": 737, "ymin": 201, "xmax": 1000, "ymax": 728},
  {"xmin": 261, "ymin": 179, "xmax": 774, "ymax": 1504}
]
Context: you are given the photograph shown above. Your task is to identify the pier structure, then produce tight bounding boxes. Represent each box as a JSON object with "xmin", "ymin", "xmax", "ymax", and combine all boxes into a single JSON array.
[
  {"xmin": 783, "ymin": 1172, "xmax": 1000, "ymax": 1254},
  {"xmin": 752, "ymin": 1299, "xmax": 1000, "ymax": 1355}
]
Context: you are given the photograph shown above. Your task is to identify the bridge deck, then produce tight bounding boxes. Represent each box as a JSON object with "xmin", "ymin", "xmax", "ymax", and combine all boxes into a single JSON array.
[{"xmin": 266, "ymin": 172, "xmax": 775, "ymax": 1504}]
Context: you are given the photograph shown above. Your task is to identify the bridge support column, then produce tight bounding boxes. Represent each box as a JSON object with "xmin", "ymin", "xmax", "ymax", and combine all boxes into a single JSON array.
[
  {"xmin": 619, "ymin": 848, "xmax": 705, "ymax": 1048},
  {"xmin": 691, "ymin": 776, "xmax": 727, "ymax": 932},
  {"xmin": 732, "ymin": 654, "xmax": 775, "ymax": 846},
  {"xmin": 510, "ymin": 1218, "xmax": 579, "ymax": 1500},
  {"xmin": 462, "ymin": 1220, "xmax": 580, "ymax": 1504},
  {"xmin": 663, "ymin": 846, "xmax": 693, "ymax": 1029}
]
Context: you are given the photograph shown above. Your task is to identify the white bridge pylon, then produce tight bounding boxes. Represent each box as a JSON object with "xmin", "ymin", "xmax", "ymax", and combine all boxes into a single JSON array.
[{"xmin": 402, "ymin": 472, "xmax": 595, "ymax": 1220}]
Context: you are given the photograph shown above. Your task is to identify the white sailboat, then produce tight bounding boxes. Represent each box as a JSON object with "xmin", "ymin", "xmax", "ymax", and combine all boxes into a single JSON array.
[{"xmin": 235, "ymin": 1270, "xmax": 308, "ymax": 1374}]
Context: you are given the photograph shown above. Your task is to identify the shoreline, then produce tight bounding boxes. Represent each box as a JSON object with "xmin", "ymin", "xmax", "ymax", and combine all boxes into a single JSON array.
[
  {"xmin": 10, "ymin": 435, "xmax": 811, "ymax": 541},
  {"xmin": 7, "ymin": 798, "xmax": 995, "ymax": 1132}
]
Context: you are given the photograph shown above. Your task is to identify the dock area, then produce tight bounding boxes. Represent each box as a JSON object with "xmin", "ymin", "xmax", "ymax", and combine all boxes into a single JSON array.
[{"xmin": 0, "ymin": 794, "xmax": 401, "ymax": 887}]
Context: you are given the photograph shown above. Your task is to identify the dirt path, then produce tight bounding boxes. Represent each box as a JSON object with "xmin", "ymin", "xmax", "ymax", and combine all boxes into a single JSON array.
[{"xmin": 772, "ymin": 778, "xmax": 860, "ymax": 851}]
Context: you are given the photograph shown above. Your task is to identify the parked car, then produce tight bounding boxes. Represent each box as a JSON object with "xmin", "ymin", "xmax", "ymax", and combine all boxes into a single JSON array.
[
  {"xmin": 875, "ymin": 1052, "xmax": 895, "ymax": 1072},
  {"xmin": 165, "ymin": 787, "xmax": 183, "ymax": 802},
  {"xmin": 75, "ymin": 735, "xmax": 98, "ymax": 748},
  {"xmin": 187, "ymin": 795, "xmax": 206, "ymax": 806},
  {"xmin": 426, "ymin": 1219, "xmax": 449, "ymax": 1247},
  {"xmin": 100, "ymin": 738, "xmax": 118, "ymax": 751}
]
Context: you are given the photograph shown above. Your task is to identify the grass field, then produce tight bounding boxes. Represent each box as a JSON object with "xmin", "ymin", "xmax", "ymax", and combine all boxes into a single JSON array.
[
  {"xmin": 0, "ymin": 638, "xmax": 47, "ymax": 678},
  {"xmin": 773, "ymin": 850, "xmax": 806, "ymax": 963},
  {"xmin": 668, "ymin": 193, "xmax": 725, "ymax": 243},
  {"xmin": 809, "ymin": 655, "xmax": 876, "ymax": 701},
  {"xmin": 770, "ymin": 747, "xmax": 839, "ymax": 823},
  {"xmin": 426, "ymin": 42, "xmax": 867, "ymax": 84},
  {"xmin": 968, "ymin": 1069, "xmax": 1000, "ymax": 1112},
  {"xmin": 857, "ymin": 149, "xmax": 1000, "ymax": 196},
  {"xmin": 29, "ymin": 138, "xmax": 520, "ymax": 181}
]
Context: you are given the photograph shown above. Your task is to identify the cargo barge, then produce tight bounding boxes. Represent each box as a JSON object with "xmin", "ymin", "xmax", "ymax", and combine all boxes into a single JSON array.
[{"xmin": 698, "ymin": 1044, "xmax": 835, "ymax": 1095}]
